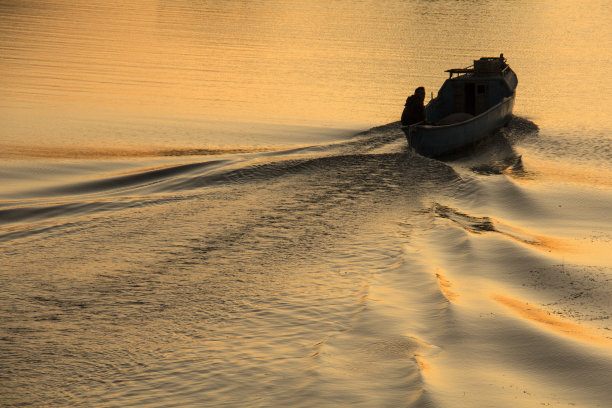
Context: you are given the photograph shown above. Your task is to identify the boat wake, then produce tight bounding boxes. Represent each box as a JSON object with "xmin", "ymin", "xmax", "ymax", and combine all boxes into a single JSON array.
[
  {"xmin": 0, "ymin": 118, "xmax": 543, "ymax": 245},
  {"xmin": 2, "ymin": 117, "xmax": 611, "ymax": 407}
]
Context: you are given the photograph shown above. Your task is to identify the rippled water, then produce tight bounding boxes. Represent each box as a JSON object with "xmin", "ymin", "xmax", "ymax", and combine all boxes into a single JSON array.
[{"xmin": 1, "ymin": 1, "xmax": 611, "ymax": 407}]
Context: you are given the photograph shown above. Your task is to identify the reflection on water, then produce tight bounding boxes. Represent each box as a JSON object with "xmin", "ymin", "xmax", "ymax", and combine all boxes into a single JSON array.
[
  {"xmin": 0, "ymin": 144, "xmax": 275, "ymax": 159},
  {"xmin": 2, "ymin": 0, "xmax": 610, "ymax": 151},
  {"xmin": 494, "ymin": 294, "xmax": 612, "ymax": 345},
  {"xmin": 1, "ymin": 1, "xmax": 611, "ymax": 407}
]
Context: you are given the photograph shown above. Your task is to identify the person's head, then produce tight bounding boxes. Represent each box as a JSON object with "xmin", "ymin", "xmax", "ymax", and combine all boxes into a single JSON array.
[{"xmin": 415, "ymin": 86, "xmax": 425, "ymax": 100}]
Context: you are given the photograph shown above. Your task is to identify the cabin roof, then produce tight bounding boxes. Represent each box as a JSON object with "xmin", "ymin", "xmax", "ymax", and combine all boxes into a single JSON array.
[
  {"xmin": 445, "ymin": 68, "xmax": 474, "ymax": 75},
  {"xmin": 445, "ymin": 55, "xmax": 508, "ymax": 79}
]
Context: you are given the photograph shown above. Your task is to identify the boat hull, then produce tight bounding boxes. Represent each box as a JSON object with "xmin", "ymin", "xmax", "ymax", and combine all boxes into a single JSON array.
[
  {"xmin": 403, "ymin": 95, "xmax": 514, "ymax": 157},
  {"xmin": 402, "ymin": 55, "xmax": 518, "ymax": 158}
]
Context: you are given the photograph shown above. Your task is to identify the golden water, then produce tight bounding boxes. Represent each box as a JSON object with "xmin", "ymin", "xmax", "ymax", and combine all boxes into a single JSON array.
[{"xmin": 1, "ymin": 1, "xmax": 611, "ymax": 406}]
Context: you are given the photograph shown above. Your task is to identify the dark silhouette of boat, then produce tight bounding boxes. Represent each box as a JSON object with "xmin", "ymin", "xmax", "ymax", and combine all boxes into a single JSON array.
[{"xmin": 403, "ymin": 54, "xmax": 518, "ymax": 158}]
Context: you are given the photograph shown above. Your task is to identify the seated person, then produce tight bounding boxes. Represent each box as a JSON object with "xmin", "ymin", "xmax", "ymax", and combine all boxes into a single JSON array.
[{"xmin": 401, "ymin": 87, "xmax": 425, "ymax": 126}]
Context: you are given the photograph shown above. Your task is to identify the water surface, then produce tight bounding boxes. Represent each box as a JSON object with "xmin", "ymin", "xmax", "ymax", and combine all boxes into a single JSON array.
[{"xmin": 1, "ymin": 1, "xmax": 611, "ymax": 407}]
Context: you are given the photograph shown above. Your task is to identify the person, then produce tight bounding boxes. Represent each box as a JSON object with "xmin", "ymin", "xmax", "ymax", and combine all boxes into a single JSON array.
[{"xmin": 401, "ymin": 86, "xmax": 426, "ymax": 126}]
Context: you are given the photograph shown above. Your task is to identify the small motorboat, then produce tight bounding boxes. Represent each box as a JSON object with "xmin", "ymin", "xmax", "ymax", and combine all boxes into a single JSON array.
[{"xmin": 403, "ymin": 54, "xmax": 518, "ymax": 157}]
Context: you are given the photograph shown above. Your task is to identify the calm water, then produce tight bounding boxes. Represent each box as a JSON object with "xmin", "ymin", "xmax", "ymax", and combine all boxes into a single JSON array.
[{"xmin": 1, "ymin": 1, "xmax": 611, "ymax": 407}]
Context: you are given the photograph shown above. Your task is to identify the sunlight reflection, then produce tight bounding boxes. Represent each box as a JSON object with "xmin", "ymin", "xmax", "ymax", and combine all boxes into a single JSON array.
[{"xmin": 494, "ymin": 295, "xmax": 611, "ymax": 346}]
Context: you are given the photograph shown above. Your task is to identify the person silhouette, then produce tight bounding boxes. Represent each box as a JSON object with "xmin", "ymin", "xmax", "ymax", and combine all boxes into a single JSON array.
[{"xmin": 401, "ymin": 87, "xmax": 426, "ymax": 126}]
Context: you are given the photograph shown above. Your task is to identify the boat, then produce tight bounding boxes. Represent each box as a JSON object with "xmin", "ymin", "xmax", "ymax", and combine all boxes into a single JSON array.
[{"xmin": 403, "ymin": 54, "xmax": 518, "ymax": 157}]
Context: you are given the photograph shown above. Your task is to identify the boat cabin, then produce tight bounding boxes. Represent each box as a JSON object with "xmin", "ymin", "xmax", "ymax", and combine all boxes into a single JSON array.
[{"xmin": 426, "ymin": 55, "xmax": 518, "ymax": 124}]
